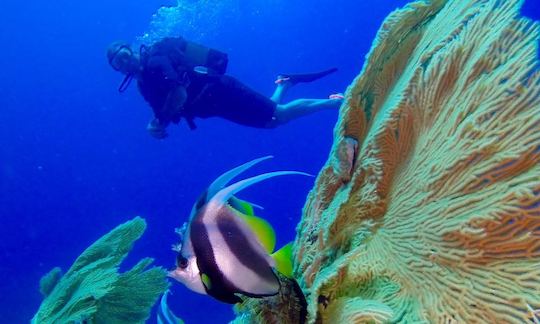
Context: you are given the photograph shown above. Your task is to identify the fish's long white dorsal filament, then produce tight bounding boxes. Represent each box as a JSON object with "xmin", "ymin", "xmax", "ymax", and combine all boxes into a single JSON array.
[
  {"xmin": 207, "ymin": 156, "xmax": 273, "ymax": 200},
  {"xmin": 209, "ymin": 171, "xmax": 312, "ymax": 208}
]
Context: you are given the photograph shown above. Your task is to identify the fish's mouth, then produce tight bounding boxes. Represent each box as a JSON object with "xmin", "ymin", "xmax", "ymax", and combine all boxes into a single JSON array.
[
  {"xmin": 167, "ymin": 269, "xmax": 179, "ymax": 280},
  {"xmin": 167, "ymin": 268, "xmax": 189, "ymax": 283}
]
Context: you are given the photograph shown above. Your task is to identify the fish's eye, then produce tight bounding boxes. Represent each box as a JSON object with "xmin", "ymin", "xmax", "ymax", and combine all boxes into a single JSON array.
[{"xmin": 176, "ymin": 255, "xmax": 189, "ymax": 269}]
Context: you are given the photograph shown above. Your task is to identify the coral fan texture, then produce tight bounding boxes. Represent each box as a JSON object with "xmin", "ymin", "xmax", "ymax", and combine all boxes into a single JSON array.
[
  {"xmin": 32, "ymin": 217, "xmax": 168, "ymax": 323},
  {"xmin": 291, "ymin": 0, "xmax": 540, "ymax": 322},
  {"xmin": 232, "ymin": 273, "xmax": 307, "ymax": 324}
]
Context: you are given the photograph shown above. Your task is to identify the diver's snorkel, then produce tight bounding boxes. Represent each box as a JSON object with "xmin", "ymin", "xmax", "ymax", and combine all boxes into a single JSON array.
[{"xmin": 118, "ymin": 74, "xmax": 134, "ymax": 93}]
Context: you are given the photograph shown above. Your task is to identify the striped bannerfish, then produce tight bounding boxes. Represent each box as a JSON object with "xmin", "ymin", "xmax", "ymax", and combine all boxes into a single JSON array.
[{"xmin": 168, "ymin": 156, "xmax": 310, "ymax": 304}]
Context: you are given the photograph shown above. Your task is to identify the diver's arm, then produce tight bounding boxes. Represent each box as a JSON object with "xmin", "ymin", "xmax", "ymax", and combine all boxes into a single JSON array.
[
  {"xmin": 162, "ymin": 85, "xmax": 188, "ymax": 122},
  {"xmin": 147, "ymin": 55, "xmax": 188, "ymax": 122},
  {"xmin": 146, "ymin": 86, "xmax": 188, "ymax": 139}
]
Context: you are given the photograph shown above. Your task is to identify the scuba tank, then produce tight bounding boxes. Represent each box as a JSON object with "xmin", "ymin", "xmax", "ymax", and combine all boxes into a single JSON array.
[
  {"xmin": 181, "ymin": 39, "xmax": 228, "ymax": 75},
  {"xmin": 140, "ymin": 37, "xmax": 228, "ymax": 77}
]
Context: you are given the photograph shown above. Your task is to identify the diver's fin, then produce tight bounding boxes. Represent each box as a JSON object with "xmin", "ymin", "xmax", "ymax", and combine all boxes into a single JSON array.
[
  {"xmin": 271, "ymin": 242, "xmax": 294, "ymax": 278},
  {"xmin": 234, "ymin": 209, "xmax": 276, "ymax": 253},
  {"xmin": 210, "ymin": 171, "xmax": 312, "ymax": 209},
  {"xmin": 207, "ymin": 156, "xmax": 273, "ymax": 199},
  {"xmin": 277, "ymin": 67, "xmax": 338, "ymax": 85}
]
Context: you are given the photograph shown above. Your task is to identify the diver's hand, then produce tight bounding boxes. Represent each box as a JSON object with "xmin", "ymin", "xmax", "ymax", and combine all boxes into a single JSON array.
[{"xmin": 147, "ymin": 118, "xmax": 168, "ymax": 139}]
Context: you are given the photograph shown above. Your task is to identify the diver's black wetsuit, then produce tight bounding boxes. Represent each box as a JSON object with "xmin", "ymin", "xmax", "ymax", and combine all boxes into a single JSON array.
[{"xmin": 137, "ymin": 37, "xmax": 276, "ymax": 129}]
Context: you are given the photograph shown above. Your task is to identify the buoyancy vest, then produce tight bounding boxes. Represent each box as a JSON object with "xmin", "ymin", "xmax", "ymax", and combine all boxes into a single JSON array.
[{"xmin": 139, "ymin": 37, "xmax": 229, "ymax": 129}]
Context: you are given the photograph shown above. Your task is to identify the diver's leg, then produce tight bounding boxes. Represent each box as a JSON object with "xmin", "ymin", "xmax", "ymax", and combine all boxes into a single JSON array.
[
  {"xmin": 269, "ymin": 98, "xmax": 342, "ymax": 126},
  {"xmin": 270, "ymin": 82, "xmax": 291, "ymax": 104},
  {"xmin": 271, "ymin": 68, "xmax": 339, "ymax": 104}
]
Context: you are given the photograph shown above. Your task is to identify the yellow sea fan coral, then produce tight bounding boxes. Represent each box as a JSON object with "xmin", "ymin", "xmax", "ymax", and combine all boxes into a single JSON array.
[
  {"xmin": 324, "ymin": 298, "xmax": 394, "ymax": 323},
  {"xmin": 294, "ymin": 0, "xmax": 540, "ymax": 322}
]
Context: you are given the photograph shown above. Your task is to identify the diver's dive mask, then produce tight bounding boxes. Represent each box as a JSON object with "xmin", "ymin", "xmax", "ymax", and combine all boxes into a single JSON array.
[
  {"xmin": 108, "ymin": 45, "xmax": 134, "ymax": 72},
  {"xmin": 107, "ymin": 43, "xmax": 136, "ymax": 92}
]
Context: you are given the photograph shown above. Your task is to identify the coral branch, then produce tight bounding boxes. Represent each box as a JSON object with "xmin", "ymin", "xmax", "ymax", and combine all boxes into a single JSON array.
[{"xmin": 32, "ymin": 217, "xmax": 169, "ymax": 323}]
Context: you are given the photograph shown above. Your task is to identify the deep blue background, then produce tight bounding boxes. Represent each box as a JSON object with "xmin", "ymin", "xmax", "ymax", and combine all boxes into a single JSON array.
[{"xmin": 0, "ymin": 0, "xmax": 538, "ymax": 322}]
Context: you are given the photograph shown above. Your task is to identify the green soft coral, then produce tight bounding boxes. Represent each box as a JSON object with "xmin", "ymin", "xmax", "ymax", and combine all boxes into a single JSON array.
[
  {"xmin": 38, "ymin": 267, "xmax": 63, "ymax": 297},
  {"xmin": 32, "ymin": 217, "xmax": 169, "ymax": 324}
]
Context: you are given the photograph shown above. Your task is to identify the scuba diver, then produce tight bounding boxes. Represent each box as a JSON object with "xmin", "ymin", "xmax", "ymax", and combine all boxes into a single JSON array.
[{"xmin": 107, "ymin": 37, "xmax": 343, "ymax": 139}]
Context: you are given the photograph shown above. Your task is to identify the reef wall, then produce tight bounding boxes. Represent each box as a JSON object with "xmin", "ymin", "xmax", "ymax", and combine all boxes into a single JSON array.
[{"xmin": 292, "ymin": 0, "xmax": 540, "ymax": 322}]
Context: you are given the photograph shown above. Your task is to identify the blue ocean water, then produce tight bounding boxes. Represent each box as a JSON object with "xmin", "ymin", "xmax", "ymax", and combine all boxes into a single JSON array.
[{"xmin": 0, "ymin": 0, "xmax": 538, "ymax": 323}]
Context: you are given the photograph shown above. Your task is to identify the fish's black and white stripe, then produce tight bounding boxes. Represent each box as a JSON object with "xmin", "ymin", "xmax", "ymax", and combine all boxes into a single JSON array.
[{"xmin": 190, "ymin": 204, "xmax": 280, "ymax": 303}]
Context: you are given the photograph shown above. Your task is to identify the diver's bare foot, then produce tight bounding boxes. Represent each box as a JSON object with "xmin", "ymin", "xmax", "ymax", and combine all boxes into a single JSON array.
[
  {"xmin": 329, "ymin": 93, "xmax": 344, "ymax": 100},
  {"xmin": 275, "ymin": 75, "xmax": 290, "ymax": 84}
]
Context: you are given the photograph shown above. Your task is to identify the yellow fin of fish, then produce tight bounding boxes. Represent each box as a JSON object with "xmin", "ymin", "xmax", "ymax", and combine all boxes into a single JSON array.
[
  {"xmin": 271, "ymin": 242, "xmax": 293, "ymax": 278},
  {"xmin": 234, "ymin": 209, "xmax": 276, "ymax": 253},
  {"xmin": 233, "ymin": 197, "xmax": 255, "ymax": 216},
  {"xmin": 201, "ymin": 273, "xmax": 212, "ymax": 290}
]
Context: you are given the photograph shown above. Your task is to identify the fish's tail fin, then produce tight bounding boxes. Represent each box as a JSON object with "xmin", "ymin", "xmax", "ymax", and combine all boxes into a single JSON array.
[{"xmin": 272, "ymin": 242, "xmax": 294, "ymax": 278}]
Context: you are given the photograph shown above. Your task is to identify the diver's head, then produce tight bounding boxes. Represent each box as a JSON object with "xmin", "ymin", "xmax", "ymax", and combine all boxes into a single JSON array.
[
  {"xmin": 168, "ymin": 253, "xmax": 207, "ymax": 295},
  {"xmin": 107, "ymin": 41, "xmax": 139, "ymax": 75}
]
